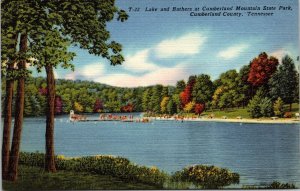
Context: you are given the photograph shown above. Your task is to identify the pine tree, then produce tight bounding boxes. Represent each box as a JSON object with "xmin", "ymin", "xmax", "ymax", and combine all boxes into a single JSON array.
[{"xmin": 269, "ymin": 55, "xmax": 298, "ymax": 111}]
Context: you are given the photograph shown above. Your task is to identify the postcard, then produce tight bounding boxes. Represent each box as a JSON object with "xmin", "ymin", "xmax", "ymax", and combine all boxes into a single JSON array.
[{"xmin": 1, "ymin": 0, "xmax": 299, "ymax": 190}]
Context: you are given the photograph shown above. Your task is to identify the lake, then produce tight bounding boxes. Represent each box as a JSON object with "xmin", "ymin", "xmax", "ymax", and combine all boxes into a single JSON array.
[{"xmin": 18, "ymin": 113, "xmax": 300, "ymax": 187}]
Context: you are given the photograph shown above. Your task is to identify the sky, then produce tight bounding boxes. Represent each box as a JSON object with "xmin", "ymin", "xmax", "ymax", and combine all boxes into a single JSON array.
[{"xmin": 35, "ymin": 0, "xmax": 299, "ymax": 87}]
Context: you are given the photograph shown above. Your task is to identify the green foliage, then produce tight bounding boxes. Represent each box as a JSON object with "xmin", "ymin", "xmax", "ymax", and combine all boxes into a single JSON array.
[
  {"xmin": 269, "ymin": 55, "xmax": 299, "ymax": 107},
  {"xmin": 142, "ymin": 88, "xmax": 151, "ymax": 111},
  {"xmin": 212, "ymin": 70, "xmax": 246, "ymax": 109},
  {"xmin": 160, "ymin": 97, "xmax": 170, "ymax": 113},
  {"xmin": 51, "ymin": 0, "xmax": 129, "ymax": 66},
  {"xmin": 212, "ymin": 86, "xmax": 224, "ymax": 108},
  {"xmin": 248, "ymin": 89, "xmax": 273, "ymax": 118},
  {"xmin": 167, "ymin": 98, "xmax": 177, "ymax": 115},
  {"xmin": 150, "ymin": 85, "xmax": 164, "ymax": 113},
  {"xmin": 273, "ymin": 97, "xmax": 284, "ymax": 117},
  {"xmin": 175, "ymin": 80, "xmax": 186, "ymax": 94},
  {"xmin": 191, "ymin": 74, "xmax": 214, "ymax": 104},
  {"xmin": 19, "ymin": 152, "xmax": 168, "ymax": 187},
  {"xmin": 259, "ymin": 97, "xmax": 273, "ymax": 117},
  {"xmin": 171, "ymin": 165, "xmax": 239, "ymax": 189},
  {"xmin": 265, "ymin": 181, "xmax": 296, "ymax": 189}
]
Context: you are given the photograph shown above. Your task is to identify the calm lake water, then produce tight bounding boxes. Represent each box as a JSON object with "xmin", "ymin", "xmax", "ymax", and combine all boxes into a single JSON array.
[{"xmin": 18, "ymin": 113, "xmax": 300, "ymax": 187}]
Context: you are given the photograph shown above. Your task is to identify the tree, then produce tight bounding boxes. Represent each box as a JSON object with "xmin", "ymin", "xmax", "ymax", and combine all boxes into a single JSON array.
[
  {"xmin": 93, "ymin": 99, "xmax": 104, "ymax": 112},
  {"xmin": 160, "ymin": 97, "xmax": 170, "ymax": 114},
  {"xmin": 150, "ymin": 85, "xmax": 163, "ymax": 113},
  {"xmin": 180, "ymin": 89, "xmax": 190, "ymax": 107},
  {"xmin": 167, "ymin": 98, "xmax": 177, "ymax": 115},
  {"xmin": 259, "ymin": 97, "xmax": 273, "ymax": 117},
  {"xmin": 238, "ymin": 65, "xmax": 252, "ymax": 107},
  {"xmin": 212, "ymin": 70, "xmax": 244, "ymax": 109},
  {"xmin": 8, "ymin": 34, "xmax": 28, "ymax": 181},
  {"xmin": 121, "ymin": 103, "xmax": 134, "ymax": 112},
  {"xmin": 24, "ymin": 97, "xmax": 32, "ymax": 116},
  {"xmin": 30, "ymin": 29, "xmax": 75, "ymax": 173},
  {"xmin": 19, "ymin": 0, "xmax": 128, "ymax": 175},
  {"xmin": 142, "ymin": 88, "xmax": 151, "ymax": 111},
  {"xmin": 194, "ymin": 103, "xmax": 205, "ymax": 116},
  {"xmin": 212, "ymin": 87, "xmax": 224, "ymax": 109},
  {"xmin": 273, "ymin": 97, "xmax": 284, "ymax": 117},
  {"xmin": 172, "ymin": 94, "xmax": 181, "ymax": 113},
  {"xmin": 248, "ymin": 52, "xmax": 279, "ymax": 87},
  {"xmin": 1, "ymin": 0, "xmax": 22, "ymax": 179},
  {"xmin": 180, "ymin": 76, "xmax": 196, "ymax": 108},
  {"xmin": 183, "ymin": 101, "xmax": 195, "ymax": 113},
  {"xmin": 247, "ymin": 89, "xmax": 273, "ymax": 118},
  {"xmin": 175, "ymin": 80, "xmax": 186, "ymax": 94},
  {"xmin": 55, "ymin": 96, "xmax": 63, "ymax": 115},
  {"xmin": 74, "ymin": 102, "xmax": 84, "ymax": 113},
  {"xmin": 192, "ymin": 74, "xmax": 214, "ymax": 104},
  {"xmin": 248, "ymin": 90, "xmax": 264, "ymax": 118},
  {"xmin": 269, "ymin": 55, "xmax": 298, "ymax": 111}
]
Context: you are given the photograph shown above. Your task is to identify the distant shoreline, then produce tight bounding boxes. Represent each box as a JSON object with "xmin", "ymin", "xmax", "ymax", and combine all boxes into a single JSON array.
[{"xmin": 150, "ymin": 117, "xmax": 300, "ymax": 124}]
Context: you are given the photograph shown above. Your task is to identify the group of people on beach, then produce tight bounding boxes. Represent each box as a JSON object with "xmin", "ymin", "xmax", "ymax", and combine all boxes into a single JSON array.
[{"xmin": 99, "ymin": 114, "xmax": 134, "ymax": 121}]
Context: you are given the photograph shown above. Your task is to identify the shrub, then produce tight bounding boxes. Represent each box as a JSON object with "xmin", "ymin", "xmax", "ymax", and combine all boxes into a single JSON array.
[
  {"xmin": 19, "ymin": 152, "xmax": 168, "ymax": 187},
  {"xmin": 171, "ymin": 165, "xmax": 239, "ymax": 189},
  {"xmin": 260, "ymin": 97, "xmax": 273, "ymax": 117},
  {"xmin": 284, "ymin": 112, "xmax": 292, "ymax": 118},
  {"xmin": 265, "ymin": 181, "xmax": 296, "ymax": 189},
  {"xmin": 248, "ymin": 90, "xmax": 263, "ymax": 118},
  {"xmin": 273, "ymin": 97, "xmax": 284, "ymax": 117},
  {"xmin": 248, "ymin": 90, "xmax": 273, "ymax": 118}
]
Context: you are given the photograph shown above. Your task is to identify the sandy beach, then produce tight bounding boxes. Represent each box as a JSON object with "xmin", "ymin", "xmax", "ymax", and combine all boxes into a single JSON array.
[{"xmin": 150, "ymin": 117, "xmax": 300, "ymax": 124}]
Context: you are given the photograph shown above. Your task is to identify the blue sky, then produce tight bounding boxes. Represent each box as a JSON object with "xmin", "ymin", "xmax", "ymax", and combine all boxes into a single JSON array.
[{"xmin": 44, "ymin": 0, "xmax": 299, "ymax": 87}]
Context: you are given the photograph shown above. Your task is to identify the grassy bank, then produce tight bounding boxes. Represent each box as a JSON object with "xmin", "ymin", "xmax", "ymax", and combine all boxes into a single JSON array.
[
  {"xmin": 201, "ymin": 103, "xmax": 299, "ymax": 119},
  {"xmin": 3, "ymin": 165, "xmax": 158, "ymax": 190},
  {"xmin": 17, "ymin": 152, "xmax": 168, "ymax": 188},
  {"xmin": 3, "ymin": 152, "xmax": 296, "ymax": 190}
]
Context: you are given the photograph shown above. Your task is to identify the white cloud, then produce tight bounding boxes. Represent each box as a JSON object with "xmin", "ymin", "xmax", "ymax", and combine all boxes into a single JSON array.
[
  {"xmin": 94, "ymin": 63, "xmax": 189, "ymax": 87},
  {"xmin": 62, "ymin": 32, "xmax": 206, "ymax": 86},
  {"xmin": 81, "ymin": 63, "xmax": 105, "ymax": 78},
  {"xmin": 65, "ymin": 72, "xmax": 76, "ymax": 80},
  {"xmin": 270, "ymin": 49, "xmax": 290, "ymax": 62},
  {"xmin": 122, "ymin": 49, "xmax": 159, "ymax": 73},
  {"xmin": 155, "ymin": 33, "xmax": 207, "ymax": 58},
  {"xmin": 218, "ymin": 44, "xmax": 249, "ymax": 60},
  {"xmin": 65, "ymin": 63, "xmax": 105, "ymax": 80}
]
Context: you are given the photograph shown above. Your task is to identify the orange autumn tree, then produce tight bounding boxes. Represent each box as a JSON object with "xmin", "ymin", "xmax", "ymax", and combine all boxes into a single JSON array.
[
  {"xmin": 194, "ymin": 103, "xmax": 205, "ymax": 116},
  {"xmin": 180, "ymin": 76, "xmax": 196, "ymax": 108}
]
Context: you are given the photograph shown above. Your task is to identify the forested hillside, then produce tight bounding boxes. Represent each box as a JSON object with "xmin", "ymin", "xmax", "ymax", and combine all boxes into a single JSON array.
[{"xmin": 2, "ymin": 53, "xmax": 299, "ymax": 118}]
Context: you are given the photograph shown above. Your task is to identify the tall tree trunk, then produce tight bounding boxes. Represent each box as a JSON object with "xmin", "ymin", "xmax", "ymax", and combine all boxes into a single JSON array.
[
  {"xmin": 2, "ymin": 78, "xmax": 14, "ymax": 180},
  {"xmin": 290, "ymin": 103, "xmax": 292, "ymax": 112},
  {"xmin": 7, "ymin": 33, "xmax": 27, "ymax": 181},
  {"xmin": 2, "ymin": 33, "xmax": 18, "ymax": 180},
  {"xmin": 45, "ymin": 64, "xmax": 56, "ymax": 172}
]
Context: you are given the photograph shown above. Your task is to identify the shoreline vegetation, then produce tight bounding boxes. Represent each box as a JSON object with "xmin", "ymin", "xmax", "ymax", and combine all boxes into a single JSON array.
[
  {"xmin": 2, "ymin": 152, "xmax": 296, "ymax": 190},
  {"xmin": 68, "ymin": 103, "xmax": 299, "ymax": 124},
  {"xmin": 68, "ymin": 111, "xmax": 300, "ymax": 124}
]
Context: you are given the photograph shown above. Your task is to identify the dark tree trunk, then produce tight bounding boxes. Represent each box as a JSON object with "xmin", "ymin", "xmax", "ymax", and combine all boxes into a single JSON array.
[
  {"xmin": 2, "ymin": 33, "xmax": 18, "ymax": 180},
  {"xmin": 290, "ymin": 103, "xmax": 292, "ymax": 112},
  {"xmin": 2, "ymin": 78, "xmax": 14, "ymax": 180},
  {"xmin": 7, "ymin": 33, "xmax": 27, "ymax": 181},
  {"xmin": 45, "ymin": 64, "xmax": 57, "ymax": 172}
]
